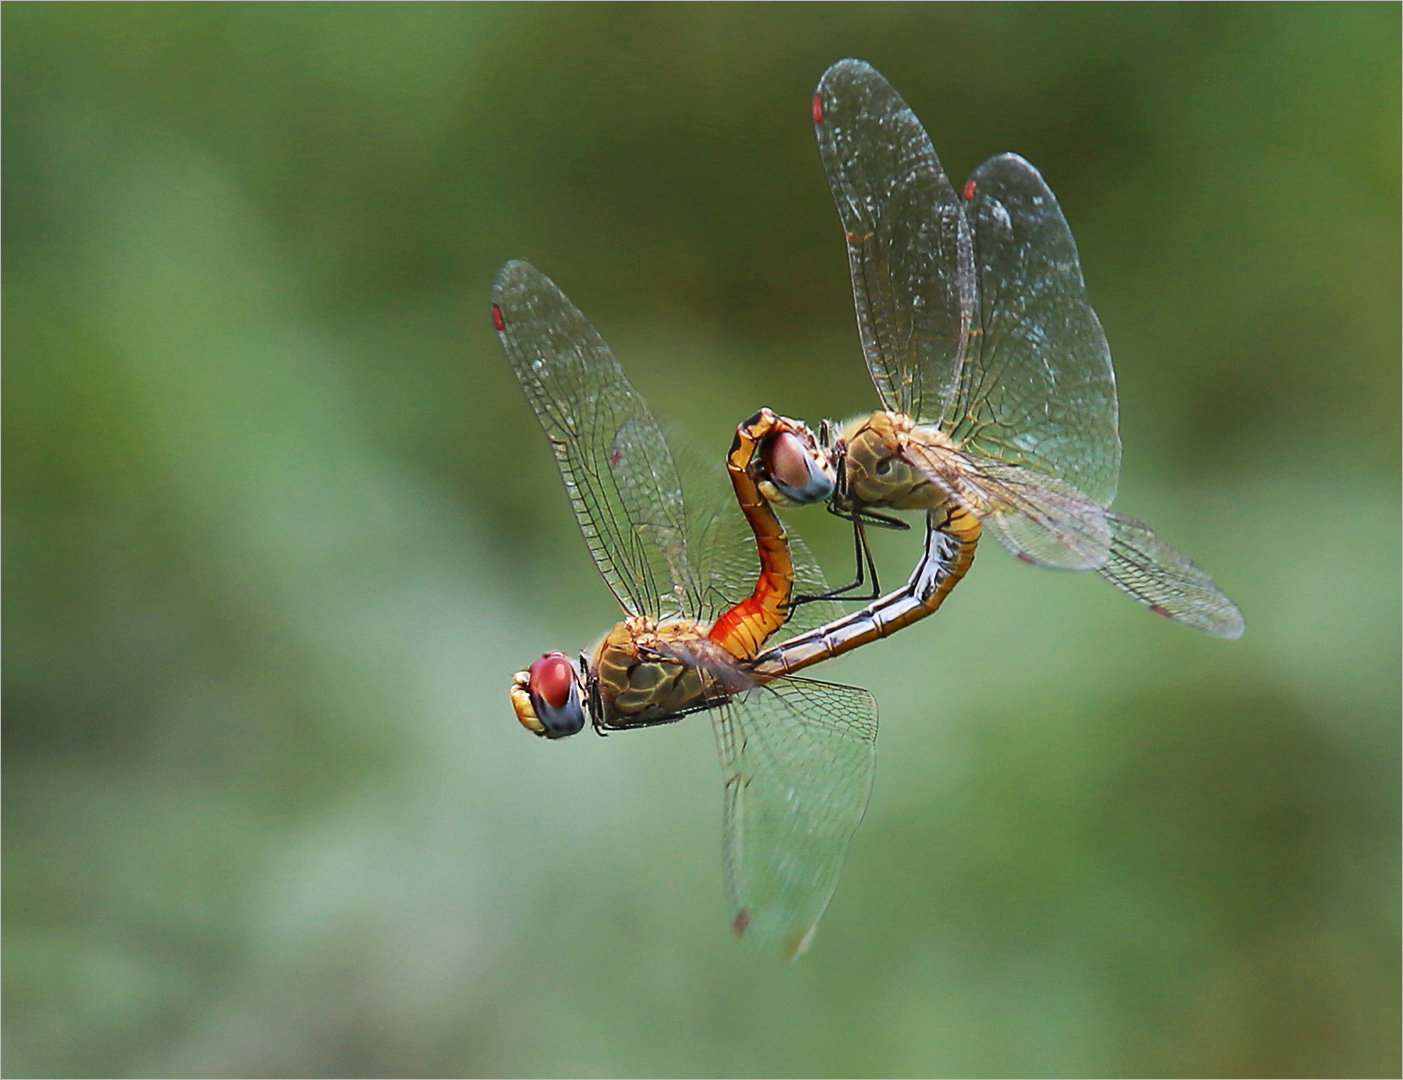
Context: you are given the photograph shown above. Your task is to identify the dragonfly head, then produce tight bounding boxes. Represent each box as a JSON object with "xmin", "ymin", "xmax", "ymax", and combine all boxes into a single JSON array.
[
  {"xmin": 510, "ymin": 651, "xmax": 587, "ymax": 738},
  {"xmin": 755, "ymin": 417, "xmax": 836, "ymax": 507}
]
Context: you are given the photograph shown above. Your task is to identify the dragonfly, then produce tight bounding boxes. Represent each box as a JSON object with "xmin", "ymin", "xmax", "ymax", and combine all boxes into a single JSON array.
[
  {"xmin": 492, "ymin": 259, "xmax": 876, "ymax": 959},
  {"xmin": 740, "ymin": 58, "xmax": 1243, "ymax": 661}
]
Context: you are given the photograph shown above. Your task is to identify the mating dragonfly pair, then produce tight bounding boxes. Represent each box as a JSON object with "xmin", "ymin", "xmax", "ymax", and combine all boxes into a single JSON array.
[{"xmin": 492, "ymin": 59, "xmax": 1243, "ymax": 959}]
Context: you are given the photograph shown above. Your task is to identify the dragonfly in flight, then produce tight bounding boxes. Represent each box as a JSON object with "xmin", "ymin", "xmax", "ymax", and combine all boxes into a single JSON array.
[
  {"xmin": 493, "ymin": 259, "xmax": 875, "ymax": 959},
  {"xmin": 740, "ymin": 58, "xmax": 1243, "ymax": 667}
]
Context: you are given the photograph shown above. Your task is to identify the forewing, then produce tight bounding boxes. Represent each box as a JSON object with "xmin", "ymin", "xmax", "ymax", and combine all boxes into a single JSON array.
[
  {"xmin": 493, "ymin": 260, "xmax": 695, "ymax": 617},
  {"xmin": 713, "ymin": 677, "xmax": 877, "ymax": 960},
  {"xmin": 1098, "ymin": 512, "xmax": 1245, "ymax": 637},
  {"xmin": 957, "ymin": 153, "xmax": 1121, "ymax": 507},
  {"xmin": 814, "ymin": 58, "xmax": 976, "ymax": 424}
]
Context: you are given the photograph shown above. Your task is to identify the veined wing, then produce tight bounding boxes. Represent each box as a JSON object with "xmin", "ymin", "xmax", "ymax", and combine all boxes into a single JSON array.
[
  {"xmin": 1099, "ymin": 512, "xmax": 1244, "ymax": 637},
  {"xmin": 972, "ymin": 460, "xmax": 1112, "ymax": 572},
  {"xmin": 713, "ymin": 676, "xmax": 877, "ymax": 960},
  {"xmin": 814, "ymin": 58, "xmax": 976, "ymax": 426},
  {"xmin": 493, "ymin": 260, "xmax": 696, "ymax": 618},
  {"xmin": 693, "ymin": 511, "xmax": 845, "ymax": 638},
  {"xmin": 958, "ymin": 153, "xmax": 1120, "ymax": 508},
  {"xmin": 815, "ymin": 62, "xmax": 1118, "ymax": 505},
  {"xmin": 901, "ymin": 435, "xmax": 1112, "ymax": 571}
]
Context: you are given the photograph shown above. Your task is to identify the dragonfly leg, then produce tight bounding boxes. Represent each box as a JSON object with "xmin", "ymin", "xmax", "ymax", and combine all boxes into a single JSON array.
[
  {"xmin": 832, "ymin": 501, "xmax": 910, "ymax": 532},
  {"xmin": 788, "ymin": 517, "xmax": 885, "ymax": 609},
  {"xmin": 785, "ymin": 502, "xmax": 909, "ymax": 611},
  {"xmin": 752, "ymin": 507, "xmax": 984, "ymax": 679}
]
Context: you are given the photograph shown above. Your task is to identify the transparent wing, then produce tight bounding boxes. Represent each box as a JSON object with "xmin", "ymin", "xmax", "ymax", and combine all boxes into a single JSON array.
[
  {"xmin": 814, "ymin": 58, "xmax": 976, "ymax": 424},
  {"xmin": 1098, "ymin": 512, "xmax": 1245, "ymax": 638},
  {"xmin": 493, "ymin": 260, "xmax": 696, "ymax": 618},
  {"xmin": 900, "ymin": 438, "xmax": 1112, "ymax": 571},
  {"xmin": 785, "ymin": 533, "xmax": 847, "ymax": 636},
  {"xmin": 972, "ymin": 461, "xmax": 1112, "ymax": 571},
  {"xmin": 815, "ymin": 61, "xmax": 1122, "ymax": 570},
  {"xmin": 693, "ymin": 509, "xmax": 845, "ymax": 638},
  {"xmin": 712, "ymin": 676, "xmax": 878, "ymax": 960},
  {"xmin": 958, "ymin": 153, "xmax": 1121, "ymax": 507}
]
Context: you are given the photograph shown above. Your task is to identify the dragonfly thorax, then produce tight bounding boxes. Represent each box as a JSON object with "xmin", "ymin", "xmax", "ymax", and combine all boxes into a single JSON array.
[
  {"xmin": 587, "ymin": 616, "xmax": 757, "ymax": 732},
  {"xmin": 833, "ymin": 410, "xmax": 962, "ymax": 513}
]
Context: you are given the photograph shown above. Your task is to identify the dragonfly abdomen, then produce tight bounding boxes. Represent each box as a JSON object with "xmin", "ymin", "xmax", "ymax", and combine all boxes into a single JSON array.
[
  {"xmin": 752, "ymin": 506, "xmax": 981, "ymax": 677},
  {"xmin": 707, "ymin": 410, "xmax": 826, "ymax": 660}
]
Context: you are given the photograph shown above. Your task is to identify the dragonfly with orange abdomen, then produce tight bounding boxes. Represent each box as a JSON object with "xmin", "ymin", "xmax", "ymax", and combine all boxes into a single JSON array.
[
  {"xmin": 493, "ymin": 259, "xmax": 870, "ymax": 959},
  {"xmin": 736, "ymin": 60, "xmax": 1242, "ymax": 671}
]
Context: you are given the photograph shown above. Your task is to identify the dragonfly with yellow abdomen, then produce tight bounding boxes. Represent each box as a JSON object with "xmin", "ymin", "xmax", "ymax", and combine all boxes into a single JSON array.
[{"xmin": 738, "ymin": 59, "xmax": 1242, "ymax": 672}]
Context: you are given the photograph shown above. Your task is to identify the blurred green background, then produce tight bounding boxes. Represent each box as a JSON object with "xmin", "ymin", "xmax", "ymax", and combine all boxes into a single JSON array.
[{"xmin": 4, "ymin": 4, "xmax": 1399, "ymax": 1077}]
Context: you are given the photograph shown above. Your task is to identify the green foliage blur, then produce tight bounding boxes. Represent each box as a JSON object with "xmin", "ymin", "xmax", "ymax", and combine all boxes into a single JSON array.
[{"xmin": 4, "ymin": 4, "xmax": 1399, "ymax": 1076}]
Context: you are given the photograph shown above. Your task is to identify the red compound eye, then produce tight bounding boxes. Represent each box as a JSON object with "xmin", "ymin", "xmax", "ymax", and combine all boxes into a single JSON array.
[
  {"xmin": 491, "ymin": 303, "xmax": 505, "ymax": 331},
  {"xmin": 812, "ymin": 93, "xmax": 823, "ymax": 124},
  {"xmin": 528, "ymin": 652, "xmax": 574, "ymax": 709},
  {"xmin": 763, "ymin": 431, "xmax": 815, "ymax": 492},
  {"xmin": 963, "ymin": 179, "xmax": 977, "ymax": 201}
]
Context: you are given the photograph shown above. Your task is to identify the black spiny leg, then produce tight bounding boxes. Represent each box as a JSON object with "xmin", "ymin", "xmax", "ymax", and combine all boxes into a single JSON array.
[{"xmin": 788, "ymin": 508, "xmax": 904, "ymax": 609}]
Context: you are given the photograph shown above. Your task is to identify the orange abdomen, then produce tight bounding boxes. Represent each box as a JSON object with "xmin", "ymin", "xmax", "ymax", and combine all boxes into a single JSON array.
[{"xmin": 707, "ymin": 411, "xmax": 797, "ymax": 659}]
